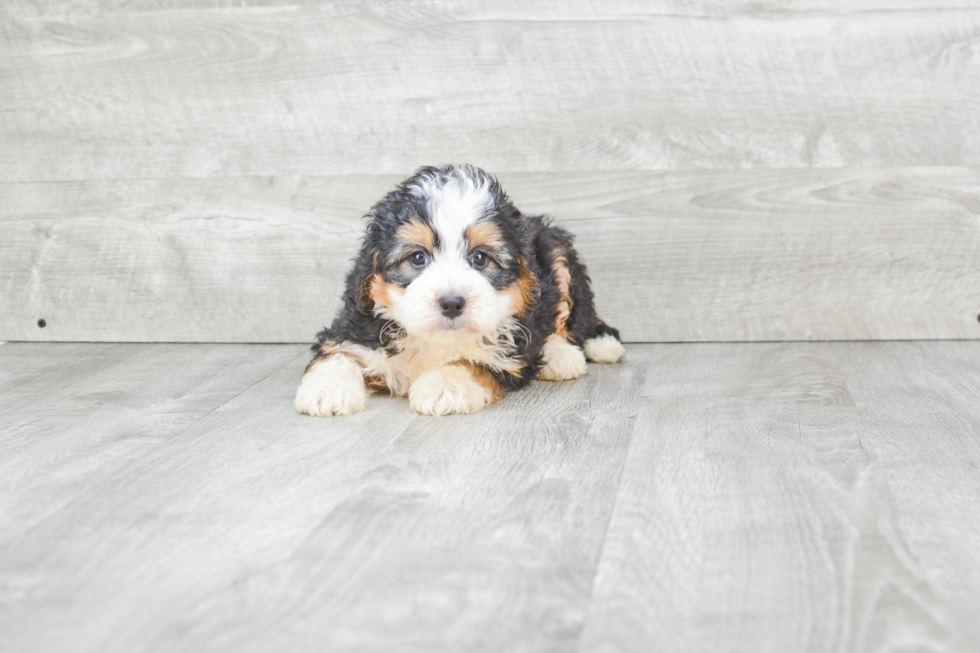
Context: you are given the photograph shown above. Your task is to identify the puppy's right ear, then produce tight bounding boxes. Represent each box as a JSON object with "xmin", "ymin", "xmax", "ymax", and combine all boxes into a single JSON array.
[{"xmin": 344, "ymin": 221, "xmax": 381, "ymax": 316}]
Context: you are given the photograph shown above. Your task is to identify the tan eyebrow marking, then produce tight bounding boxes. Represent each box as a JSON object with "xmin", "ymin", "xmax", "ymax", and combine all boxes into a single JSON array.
[
  {"xmin": 466, "ymin": 221, "xmax": 505, "ymax": 250},
  {"xmin": 396, "ymin": 217, "xmax": 436, "ymax": 252}
]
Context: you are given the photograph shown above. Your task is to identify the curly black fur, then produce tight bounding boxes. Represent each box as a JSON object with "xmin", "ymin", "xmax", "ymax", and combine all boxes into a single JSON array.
[{"xmin": 309, "ymin": 164, "xmax": 620, "ymax": 394}]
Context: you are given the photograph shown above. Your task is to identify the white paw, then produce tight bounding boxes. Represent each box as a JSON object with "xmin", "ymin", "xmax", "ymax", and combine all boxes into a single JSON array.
[
  {"xmin": 538, "ymin": 334, "xmax": 587, "ymax": 381},
  {"xmin": 295, "ymin": 354, "xmax": 367, "ymax": 416},
  {"xmin": 583, "ymin": 334, "xmax": 625, "ymax": 364},
  {"xmin": 409, "ymin": 366, "xmax": 492, "ymax": 416}
]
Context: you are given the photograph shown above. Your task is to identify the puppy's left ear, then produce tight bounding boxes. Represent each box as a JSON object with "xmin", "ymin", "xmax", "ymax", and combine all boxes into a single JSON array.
[{"xmin": 503, "ymin": 208, "xmax": 540, "ymax": 319}]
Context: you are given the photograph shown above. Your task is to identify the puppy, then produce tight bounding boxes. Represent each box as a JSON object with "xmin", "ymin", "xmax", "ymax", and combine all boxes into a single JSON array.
[{"xmin": 295, "ymin": 164, "xmax": 624, "ymax": 416}]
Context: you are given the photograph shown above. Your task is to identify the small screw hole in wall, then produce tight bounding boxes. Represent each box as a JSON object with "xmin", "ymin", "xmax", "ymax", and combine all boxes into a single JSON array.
[{"xmin": 37, "ymin": 319, "xmax": 47, "ymax": 328}]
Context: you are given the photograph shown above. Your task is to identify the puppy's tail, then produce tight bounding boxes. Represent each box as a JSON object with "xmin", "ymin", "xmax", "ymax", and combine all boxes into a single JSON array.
[{"xmin": 582, "ymin": 320, "xmax": 625, "ymax": 364}]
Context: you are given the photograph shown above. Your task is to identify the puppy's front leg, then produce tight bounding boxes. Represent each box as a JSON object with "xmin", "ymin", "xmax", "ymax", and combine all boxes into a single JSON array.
[
  {"xmin": 537, "ymin": 334, "xmax": 587, "ymax": 381},
  {"xmin": 295, "ymin": 354, "xmax": 368, "ymax": 416},
  {"xmin": 409, "ymin": 364, "xmax": 497, "ymax": 416}
]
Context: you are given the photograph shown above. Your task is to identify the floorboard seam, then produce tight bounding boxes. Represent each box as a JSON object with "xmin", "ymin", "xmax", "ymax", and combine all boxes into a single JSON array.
[
  {"xmin": 102, "ymin": 347, "xmax": 308, "ymax": 468},
  {"xmin": 1, "ymin": 347, "xmax": 307, "ymax": 549},
  {"xmin": 0, "ymin": 342, "xmax": 124, "ymax": 421},
  {"xmin": 569, "ymin": 379, "xmax": 647, "ymax": 653}
]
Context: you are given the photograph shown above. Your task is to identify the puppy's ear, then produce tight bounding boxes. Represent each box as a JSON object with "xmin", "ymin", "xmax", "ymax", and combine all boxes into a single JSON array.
[
  {"xmin": 509, "ymin": 209, "xmax": 537, "ymax": 273},
  {"xmin": 359, "ymin": 253, "xmax": 381, "ymax": 314},
  {"xmin": 344, "ymin": 223, "xmax": 382, "ymax": 316}
]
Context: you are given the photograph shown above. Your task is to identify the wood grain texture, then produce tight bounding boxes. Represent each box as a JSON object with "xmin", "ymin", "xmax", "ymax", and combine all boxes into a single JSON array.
[
  {"xmin": 0, "ymin": 342, "xmax": 302, "ymax": 546},
  {"xmin": 9, "ymin": 0, "xmax": 980, "ymax": 16},
  {"xmin": 0, "ymin": 176, "xmax": 372, "ymax": 343},
  {"xmin": 0, "ymin": 341, "xmax": 115, "ymax": 389},
  {"xmin": 3, "ymin": 0, "xmax": 980, "ymax": 343},
  {"xmin": 2, "ymin": 2, "xmax": 980, "ymax": 181},
  {"xmin": 578, "ymin": 342, "xmax": 980, "ymax": 653},
  {"xmin": 2, "ymin": 342, "xmax": 980, "ymax": 652},
  {"xmin": 828, "ymin": 341, "xmax": 980, "ymax": 651},
  {"xmin": 3, "ymin": 168, "xmax": 979, "ymax": 342},
  {"xmin": 0, "ymin": 343, "xmax": 645, "ymax": 653}
]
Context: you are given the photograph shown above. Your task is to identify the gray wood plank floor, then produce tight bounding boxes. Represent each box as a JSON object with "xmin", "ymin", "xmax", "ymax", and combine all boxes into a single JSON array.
[{"xmin": 1, "ymin": 341, "xmax": 978, "ymax": 652}]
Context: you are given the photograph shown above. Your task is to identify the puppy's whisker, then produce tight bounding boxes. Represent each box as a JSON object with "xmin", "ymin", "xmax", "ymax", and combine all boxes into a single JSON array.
[
  {"xmin": 512, "ymin": 321, "xmax": 532, "ymax": 345},
  {"xmin": 379, "ymin": 320, "xmax": 397, "ymax": 344}
]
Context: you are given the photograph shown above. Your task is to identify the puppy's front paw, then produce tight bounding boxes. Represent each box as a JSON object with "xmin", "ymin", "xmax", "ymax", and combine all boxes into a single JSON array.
[
  {"xmin": 538, "ymin": 334, "xmax": 587, "ymax": 381},
  {"xmin": 295, "ymin": 354, "xmax": 367, "ymax": 416},
  {"xmin": 409, "ymin": 366, "xmax": 492, "ymax": 416}
]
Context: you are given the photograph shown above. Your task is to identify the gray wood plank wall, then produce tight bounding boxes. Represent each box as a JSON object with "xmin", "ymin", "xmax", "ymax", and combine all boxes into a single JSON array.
[{"xmin": 2, "ymin": 1, "xmax": 979, "ymax": 342}]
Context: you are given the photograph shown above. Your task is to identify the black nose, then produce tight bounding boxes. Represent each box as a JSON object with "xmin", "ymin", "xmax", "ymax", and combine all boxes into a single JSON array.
[{"xmin": 438, "ymin": 295, "xmax": 466, "ymax": 318}]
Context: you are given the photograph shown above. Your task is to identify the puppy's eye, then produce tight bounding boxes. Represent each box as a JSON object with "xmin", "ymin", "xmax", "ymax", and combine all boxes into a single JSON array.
[
  {"xmin": 409, "ymin": 251, "xmax": 428, "ymax": 267},
  {"xmin": 470, "ymin": 251, "xmax": 488, "ymax": 268}
]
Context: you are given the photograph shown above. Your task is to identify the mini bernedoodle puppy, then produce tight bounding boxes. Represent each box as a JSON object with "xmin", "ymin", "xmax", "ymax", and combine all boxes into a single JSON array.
[{"xmin": 295, "ymin": 164, "xmax": 625, "ymax": 417}]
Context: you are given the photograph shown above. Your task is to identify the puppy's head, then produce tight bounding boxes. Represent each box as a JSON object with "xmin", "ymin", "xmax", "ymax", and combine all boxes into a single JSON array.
[{"xmin": 359, "ymin": 164, "xmax": 536, "ymax": 337}]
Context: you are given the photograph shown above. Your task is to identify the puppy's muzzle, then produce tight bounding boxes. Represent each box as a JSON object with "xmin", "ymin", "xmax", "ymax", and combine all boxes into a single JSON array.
[{"xmin": 438, "ymin": 295, "xmax": 466, "ymax": 319}]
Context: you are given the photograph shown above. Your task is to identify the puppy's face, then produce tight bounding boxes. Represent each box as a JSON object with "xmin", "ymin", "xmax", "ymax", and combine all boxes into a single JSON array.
[{"xmin": 364, "ymin": 166, "xmax": 535, "ymax": 337}]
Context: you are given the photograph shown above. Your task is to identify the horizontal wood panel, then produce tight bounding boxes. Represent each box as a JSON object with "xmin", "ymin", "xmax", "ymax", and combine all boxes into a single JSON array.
[
  {"xmin": 2, "ymin": 2, "xmax": 980, "ymax": 180},
  {"xmin": 8, "ymin": 0, "xmax": 980, "ymax": 16},
  {"xmin": 2, "ymin": 167, "xmax": 978, "ymax": 342}
]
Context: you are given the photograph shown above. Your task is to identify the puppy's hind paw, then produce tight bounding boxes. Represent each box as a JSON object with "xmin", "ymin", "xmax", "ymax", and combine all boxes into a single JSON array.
[
  {"xmin": 409, "ymin": 366, "xmax": 492, "ymax": 416},
  {"xmin": 583, "ymin": 334, "xmax": 625, "ymax": 364},
  {"xmin": 538, "ymin": 334, "xmax": 587, "ymax": 381},
  {"xmin": 295, "ymin": 354, "xmax": 368, "ymax": 417}
]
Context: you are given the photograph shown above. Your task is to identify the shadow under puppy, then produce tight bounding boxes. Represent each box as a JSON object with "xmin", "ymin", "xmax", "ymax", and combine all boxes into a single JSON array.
[{"xmin": 296, "ymin": 164, "xmax": 625, "ymax": 416}]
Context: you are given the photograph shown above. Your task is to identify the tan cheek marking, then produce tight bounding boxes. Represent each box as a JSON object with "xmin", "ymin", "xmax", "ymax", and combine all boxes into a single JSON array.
[
  {"xmin": 396, "ymin": 217, "xmax": 436, "ymax": 252},
  {"xmin": 459, "ymin": 361, "xmax": 506, "ymax": 403},
  {"xmin": 368, "ymin": 273, "xmax": 405, "ymax": 308},
  {"xmin": 466, "ymin": 222, "xmax": 505, "ymax": 250},
  {"xmin": 498, "ymin": 285, "xmax": 523, "ymax": 317},
  {"xmin": 499, "ymin": 259, "xmax": 538, "ymax": 318},
  {"xmin": 368, "ymin": 274, "xmax": 389, "ymax": 307}
]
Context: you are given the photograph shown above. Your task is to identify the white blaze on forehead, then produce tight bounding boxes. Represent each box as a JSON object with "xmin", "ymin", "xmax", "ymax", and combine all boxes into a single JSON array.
[
  {"xmin": 410, "ymin": 169, "xmax": 494, "ymax": 256},
  {"xmin": 375, "ymin": 169, "xmax": 517, "ymax": 351}
]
